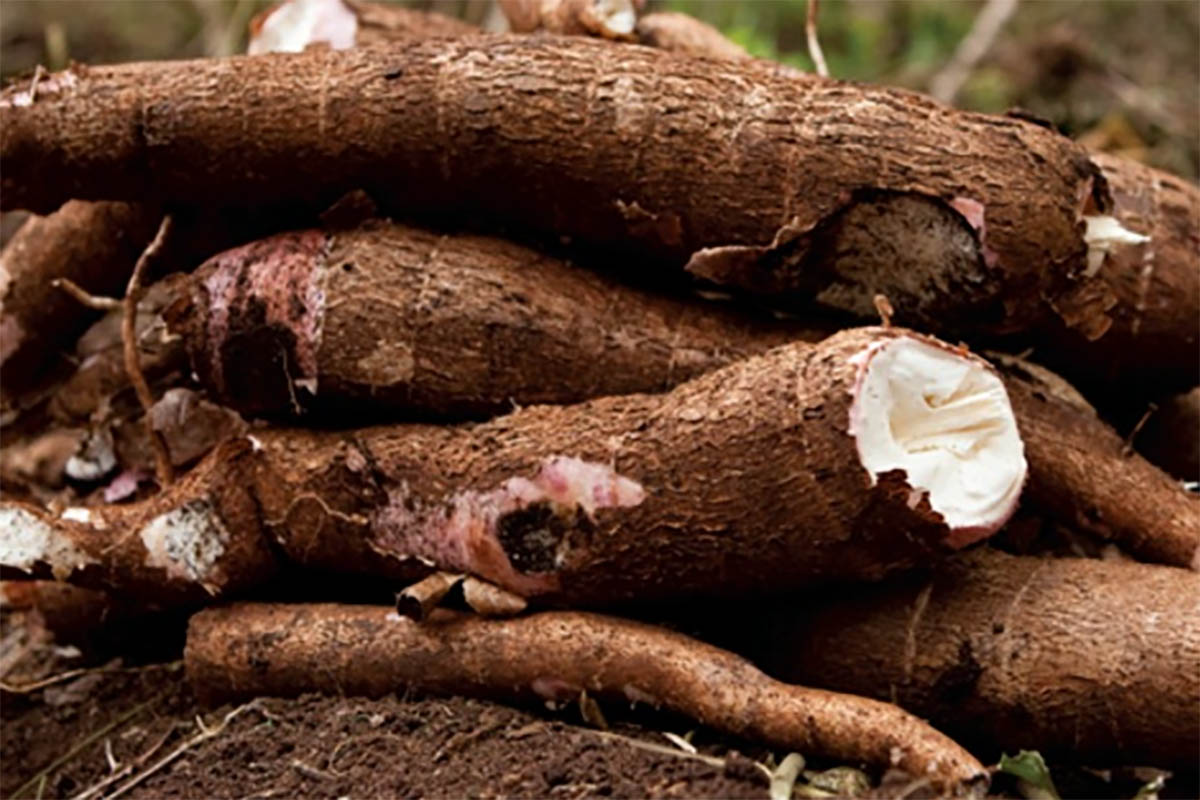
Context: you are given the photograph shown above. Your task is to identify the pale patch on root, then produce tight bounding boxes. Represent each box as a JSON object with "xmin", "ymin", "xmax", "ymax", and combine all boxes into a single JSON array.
[
  {"xmin": 587, "ymin": 0, "xmax": 638, "ymax": 36},
  {"xmin": 248, "ymin": 0, "xmax": 358, "ymax": 55},
  {"xmin": 139, "ymin": 499, "xmax": 229, "ymax": 592},
  {"xmin": 849, "ymin": 337, "xmax": 1025, "ymax": 545},
  {"xmin": 373, "ymin": 456, "xmax": 644, "ymax": 594},
  {"xmin": 0, "ymin": 506, "xmax": 97, "ymax": 579},
  {"xmin": 1083, "ymin": 215, "xmax": 1150, "ymax": 277}
]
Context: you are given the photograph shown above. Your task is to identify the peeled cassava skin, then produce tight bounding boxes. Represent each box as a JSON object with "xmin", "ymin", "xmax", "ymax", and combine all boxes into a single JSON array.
[
  {"xmin": 0, "ymin": 37, "xmax": 1109, "ymax": 339},
  {"xmin": 745, "ymin": 548, "xmax": 1200, "ymax": 768},
  {"xmin": 185, "ymin": 604, "xmax": 988, "ymax": 793},
  {"xmin": 166, "ymin": 221, "xmax": 818, "ymax": 419},
  {"xmin": 244, "ymin": 327, "xmax": 1025, "ymax": 606},
  {"xmin": 0, "ymin": 443, "xmax": 276, "ymax": 609},
  {"xmin": 1033, "ymin": 152, "xmax": 1200, "ymax": 402}
]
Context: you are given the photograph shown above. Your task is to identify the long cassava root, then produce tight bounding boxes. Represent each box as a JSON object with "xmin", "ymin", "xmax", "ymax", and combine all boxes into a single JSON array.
[
  {"xmin": 166, "ymin": 220, "xmax": 816, "ymax": 419},
  {"xmin": 0, "ymin": 37, "xmax": 1116, "ymax": 340},
  {"xmin": 0, "ymin": 327, "xmax": 1028, "ymax": 606},
  {"xmin": 184, "ymin": 603, "xmax": 988, "ymax": 793},
  {"xmin": 741, "ymin": 548, "xmax": 1200, "ymax": 768}
]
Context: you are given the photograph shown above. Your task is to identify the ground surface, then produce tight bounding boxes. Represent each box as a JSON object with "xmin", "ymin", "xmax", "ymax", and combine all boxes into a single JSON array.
[{"xmin": 2, "ymin": 606, "xmax": 1195, "ymax": 800}]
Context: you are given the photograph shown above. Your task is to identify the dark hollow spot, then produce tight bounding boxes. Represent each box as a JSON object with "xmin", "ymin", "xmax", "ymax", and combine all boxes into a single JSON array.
[
  {"xmin": 342, "ymin": 262, "xmax": 355, "ymax": 272},
  {"xmin": 497, "ymin": 502, "xmax": 567, "ymax": 574}
]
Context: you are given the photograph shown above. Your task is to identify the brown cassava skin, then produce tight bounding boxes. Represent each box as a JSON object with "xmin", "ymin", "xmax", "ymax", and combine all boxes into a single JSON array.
[
  {"xmin": 0, "ymin": 201, "xmax": 162, "ymax": 398},
  {"xmin": 1035, "ymin": 153, "xmax": 1200, "ymax": 399},
  {"xmin": 0, "ymin": 37, "xmax": 1108, "ymax": 339},
  {"xmin": 167, "ymin": 221, "xmax": 817, "ymax": 419},
  {"xmin": 0, "ymin": 441, "xmax": 276, "ymax": 609},
  {"xmin": 634, "ymin": 11, "xmax": 750, "ymax": 61},
  {"xmin": 245, "ymin": 327, "xmax": 991, "ymax": 607},
  {"xmin": 185, "ymin": 603, "xmax": 987, "ymax": 792},
  {"xmin": 999, "ymin": 363, "xmax": 1200, "ymax": 569},
  {"xmin": 746, "ymin": 549, "xmax": 1200, "ymax": 767},
  {"xmin": 1136, "ymin": 386, "xmax": 1200, "ymax": 481}
]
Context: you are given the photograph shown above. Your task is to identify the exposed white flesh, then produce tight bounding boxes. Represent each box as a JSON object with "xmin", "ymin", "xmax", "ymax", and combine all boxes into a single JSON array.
[
  {"xmin": 248, "ymin": 0, "xmax": 358, "ymax": 55},
  {"xmin": 850, "ymin": 338, "xmax": 1026, "ymax": 543},
  {"xmin": 1083, "ymin": 214, "xmax": 1150, "ymax": 277}
]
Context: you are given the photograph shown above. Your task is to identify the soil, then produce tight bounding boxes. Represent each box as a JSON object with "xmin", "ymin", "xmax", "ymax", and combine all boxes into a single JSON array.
[{"xmin": 2, "ymin": 606, "xmax": 1196, "ymax": 800}]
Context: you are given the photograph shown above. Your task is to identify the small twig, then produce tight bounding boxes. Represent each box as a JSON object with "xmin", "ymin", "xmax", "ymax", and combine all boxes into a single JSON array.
[
  {"xmin": 101, "ymin": 701, "xmax": 263, "ymax": 800},
  {"xmin": 929, "ymin": 0, "xmax": 1018, "ymax": 103},
  {"xmin": 123, "ymin": 215, "xmax": 175, "ymax": 487},
  {"xmin": 805, "ymin": 0, "xmax": 829, "ymax": 78},
  {"xmin": 585, "ymin": 727, "xmax": 726, "ymax": 769},
  {"xmin": 27, "ymin": 64, "xmax": 45, "ymax": 103},
  {"xmin": 12, "ymin": 697, "xmax": 159, "ymax": 799},
  {"xmin": 1122, "ymin": 403, "xmax": 1158, "ymax": 458},
  {"xmin": 53, "ymin": 278, "xmax": 122, "ymax": 310},
  {"xmin": 874, "ymin": 294, "xmax": 895, "ymax": 328},
  {"xmin": 0, "ymin": 661, "xmax": 181, "ymax": 694},
  {"xmin": 73, "ymin": 724, "xmax": 181, "ymax": 800}
]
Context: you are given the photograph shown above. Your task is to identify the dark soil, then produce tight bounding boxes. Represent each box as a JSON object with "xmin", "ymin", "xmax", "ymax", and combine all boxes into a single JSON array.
[{"xmin": 2, "ymin": 606, "xmax": 1194, "ymax": 800}]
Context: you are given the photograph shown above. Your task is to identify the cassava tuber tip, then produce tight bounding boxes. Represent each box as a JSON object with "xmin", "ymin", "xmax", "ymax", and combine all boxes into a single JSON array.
[{"xmin": 849, "ymin": 336, "xmax": 1025, "ymax": 546}]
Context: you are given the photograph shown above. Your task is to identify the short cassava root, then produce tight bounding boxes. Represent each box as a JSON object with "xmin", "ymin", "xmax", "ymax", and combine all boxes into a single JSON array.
[
  {"xmin": 0, "ymin": 37, "xmax": 1113, "ymax": 340},
  {"xmin": 742, "ymin": 548, "xmax": 1200, "ymax": 768},
  {"xmin": 184, "ymin": 603, "xmax": 988, "ymax": 793},
  {"xmin": 166, "ymin": 220, "xmax": 816, "ymax": 419}
]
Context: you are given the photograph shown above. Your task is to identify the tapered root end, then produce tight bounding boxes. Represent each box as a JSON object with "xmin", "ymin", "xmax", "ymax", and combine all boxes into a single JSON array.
[{"xmin": 850, "ymin": 337, "xmax": 1026, "ymax": 547}]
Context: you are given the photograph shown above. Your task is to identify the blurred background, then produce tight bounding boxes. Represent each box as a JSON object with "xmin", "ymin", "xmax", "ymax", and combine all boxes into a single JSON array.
[{"xmin": 1, "ymin": 0, "xmax": 1196, "ymax": 180}]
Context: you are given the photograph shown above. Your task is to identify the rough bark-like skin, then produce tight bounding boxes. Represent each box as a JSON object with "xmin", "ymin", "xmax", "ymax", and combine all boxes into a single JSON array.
[
  {"xmin": 247, "ymin": 328, "xmax": 992, "ymax": 607},
  {"xmin": 1035, "ymin": 154, "xmax": 1200, "ymax": 399},
  {"xmin": 0, "ymin": 442, "xmax": 276, "ymax": 609},
  {"xmin": 185, "ymin": 603, "xmax": 987, "ymax": 792},
  {"xmin": 0, "ymin": 201, "xmax": 161, "ymax": 396},
  {"xmin": 1000, "ymin": 362, "xmax": 1199, "ymax": 568},
  {"xmin": 748, "ymin": 549, "xmax": 1200, "ymax": 767},
  {"xmin": 344, "ymin": 0, "xmax": 477, "ymax": 40},
  {"xmin": 634, "ymin": 11, "xmax": 749, "ymax": 60},
  {"xmin": 1136, "ymin": 387, "xmax": 1200, "ymax": 481},
  {"xmin": 0, "ymin": 37, "xmax": 1108, "ymax": 338},
  {"xmin": 167, "ymin": 221, "xmax": 818, "ymax": 419}
]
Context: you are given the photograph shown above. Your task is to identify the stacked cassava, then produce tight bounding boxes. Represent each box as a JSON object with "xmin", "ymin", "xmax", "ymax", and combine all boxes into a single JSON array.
[{"xmin": 1, "ymin": 1, "xmax": 1196, "ymax": 795}]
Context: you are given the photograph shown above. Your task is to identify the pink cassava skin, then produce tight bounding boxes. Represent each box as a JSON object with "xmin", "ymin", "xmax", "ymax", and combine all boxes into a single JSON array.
[
  {"xmin": 185, "ymin": 603, "xmax": 988, "ymax": 793},
  {"xmin": 745, "ymin": 548, "xmax": 1200, "ymax": 768},
  {"xmin": 0, "ymin": 36, "xmax": 1110, "ymax": 340},
  {"xmin": 166, "ymin": 220, "xmax": 818, "ymax": 419}
]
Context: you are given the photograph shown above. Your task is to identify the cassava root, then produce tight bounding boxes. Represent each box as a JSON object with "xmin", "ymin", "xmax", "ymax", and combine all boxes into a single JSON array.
[
  {"xmin": 0, "ymin": 36, "xmax": 1115, "ymax": 341},
  {"xmin": 166, "ymin": 220, "xmax": 818, "ymax": 419},
  {"xmin": 740, "ymin": 548, "xmax": 1200, "ymax": 768},
  {"xmin": 1, "ymin": 327, "xmax": 1028, "ymax": 606},
  {"xmin": 184, "ymin": 602, "xmax": 988, "ymax": 793}
]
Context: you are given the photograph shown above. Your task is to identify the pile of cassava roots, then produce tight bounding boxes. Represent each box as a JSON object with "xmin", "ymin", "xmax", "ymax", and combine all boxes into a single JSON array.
[{"xmin": 1, "ymin": 0, "xmax": 1197, "ymax": 796}]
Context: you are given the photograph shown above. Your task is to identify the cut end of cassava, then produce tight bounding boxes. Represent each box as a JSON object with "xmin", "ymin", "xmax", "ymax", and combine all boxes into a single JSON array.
[
  {"xmin": 248, "ymin": 0, "xmax": 357, "ymax": 55},
  {"xmin": 849, "ymin": 337, "xmax": 1025, "ymax": 546}
]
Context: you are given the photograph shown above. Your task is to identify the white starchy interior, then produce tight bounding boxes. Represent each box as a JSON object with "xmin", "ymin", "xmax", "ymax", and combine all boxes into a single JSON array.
[
  {"xmin": 248, "ymin": 0, "xmax": 358, "ymax": 55},
  {"xmin": 850, "ymin": 338, "xmax": 1026, "ymax": 533},
  {"xmin": 1082, "ymin": 214, "xmax": 1150, "ymax": 277},
  {"xmin": 596, "ymin": 0, "xmax": 637, "ymax": 35}
]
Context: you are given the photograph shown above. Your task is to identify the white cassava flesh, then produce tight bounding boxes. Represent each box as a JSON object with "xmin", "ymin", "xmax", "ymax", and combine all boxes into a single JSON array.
[
  {"xmin": 248, "ymin": 0, "xmax": 357, "ymax": 55},
  {"xmin": 850, "ymin": 338, "xmax": 1025, "ymax": 544},
  {"xmin": 1082, "ymin": 214, "xmax": 1150, "ymax": 277}
]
